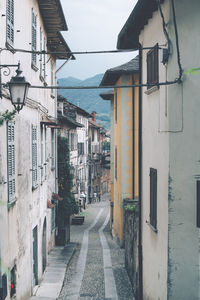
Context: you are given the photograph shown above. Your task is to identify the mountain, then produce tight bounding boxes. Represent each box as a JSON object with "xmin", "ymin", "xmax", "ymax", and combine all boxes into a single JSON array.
[{"xmin": 58, "ymin": 74, "xmax": 111, "ymax": 129}]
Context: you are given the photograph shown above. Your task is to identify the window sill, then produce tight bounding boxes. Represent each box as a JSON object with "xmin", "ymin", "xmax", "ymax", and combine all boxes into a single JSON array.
[
  {"xmin": 8, "ymin": 198, "xmax": 17, "ymax": 209},
  {"xmin": 5, "ymin": 42, "xmax": 15, "ymax": 53},
  {"xmin": 146, "ymin": 220, "xmax": 158, "ymax": 233},
  {"xmin": 145, "ymin": 85, "xmax": 159, "ymax": 95},
  {"xmin": 32, "ymin": 184, "xmax": 39, "ymax": 191},
  {"xmin": 31, "ymin": 63, "xmax": 38, "ymax": 72}
]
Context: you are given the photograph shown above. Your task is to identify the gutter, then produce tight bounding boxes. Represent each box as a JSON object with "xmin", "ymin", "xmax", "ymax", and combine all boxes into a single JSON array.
[{"xmin": 138, "ymin": 46, "xmax": 143, "ymax": 300}]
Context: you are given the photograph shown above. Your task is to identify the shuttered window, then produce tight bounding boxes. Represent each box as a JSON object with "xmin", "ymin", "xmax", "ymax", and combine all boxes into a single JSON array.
[
  {"xmin": 150, "ymin": 168, "xmax": 157, "ymax": 230},
  {"xmin": 32, "ymin": 126, "xmax": 37, "ymax": 188},
  {"xmin": 196, "ymin": 181, "xmax": 200, "ymax": 227},
  {"xmin": 51, "ymin": 129, "xmax": 55, "ymax": 169},
  {"xmin": 7, "ymin": 122, "xmax": 15, "ymax": 202},
  {"xmin": 6, "ymin": 0, "xmax": 14, "ymax": 45},
  {"xmin": 32, "ymin": 9, "xmax": 37, "ymax": 65},
  {"xmin": 147, "ymin": 44, "xmax": 159, "ymax": 89},
  {"xmin": 43, "ymin": 37, "xmax": 46, "ymax": 81},
  {"xmin": 51, "ymin": 61, "xmax": 54, "ymax": 95},
  {"xmin": 40, "ymin": 125, "xmax": 44, "ymax": 183},
  {"xmin": 40, "ymin": 27, "xmax": 43, "ymax": 76}
]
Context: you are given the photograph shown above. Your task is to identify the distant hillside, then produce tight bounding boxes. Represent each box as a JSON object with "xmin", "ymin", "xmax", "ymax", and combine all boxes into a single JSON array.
[{"xmin": 58, "ymin": 74, "xmax": 111, "ymax": 129}]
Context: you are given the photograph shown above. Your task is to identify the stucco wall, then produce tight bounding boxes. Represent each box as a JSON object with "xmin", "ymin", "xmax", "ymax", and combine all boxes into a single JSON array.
[
  {"xmin": 113, "ymin": 75, "xmax": 133, "ymax": 244},
  {"xmin": 167, "ymin": 0, "xmax": 200, "ymax": 298},
  {"xmin": 139, "ymin": 2, "xmax": 170, "ymax": 299},
  {"xmin": 0, "ymin": 0, "xmax": 58, "ymax": 298}
]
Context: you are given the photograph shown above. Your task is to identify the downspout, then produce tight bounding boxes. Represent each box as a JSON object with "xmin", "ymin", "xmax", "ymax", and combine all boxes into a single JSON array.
[
  {"xmin": 138, "ymin": 46, "xmax": 143, "ymax": 300},
  {"xmin": 132, "ymin": 75, "xmax": 135, "ymax": 199}
]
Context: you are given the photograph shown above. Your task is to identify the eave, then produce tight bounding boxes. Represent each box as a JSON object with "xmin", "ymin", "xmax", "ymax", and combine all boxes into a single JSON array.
[
  {"xmin": 100, "ymin": 90, "xmax": 114, "ymax": 101},
  {"xmin": 117, "ymin": 0, "xmax": 165, "ymax": 49},
  {"xmin": 38, "ymin": 0, "xmax": 75, "ymax": 60}
]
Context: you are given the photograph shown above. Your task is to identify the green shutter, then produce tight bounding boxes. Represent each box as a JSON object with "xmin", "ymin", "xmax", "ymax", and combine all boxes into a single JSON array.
[
  {"xmin": 6, "ymin": 0, "xmax": 14, "ymax": 45},
  {"xmin": 32, "ymin": 126, "xmax": 37, "ymax": 188}
]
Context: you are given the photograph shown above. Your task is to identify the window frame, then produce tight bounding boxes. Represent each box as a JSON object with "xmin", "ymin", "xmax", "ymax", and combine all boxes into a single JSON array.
[
  {"xmin": 32, "ymin": 125, "xmax": 38, "ymax": 189},
  {"xmin": 147, "ymin": 44, "xmax": 159, "ymax": 89},
  {"xmin": 7, "ymin": 121, "xmax": 16, "ymax": 203},
  {"xmin": 51, "ymin": 129, "xmax": 55, "ymax": 169},
  {"xmin": 6, "ymin": 0, "xmax": 14, "ymax": 46},
  {"xmin": 149, "ymin": 167, "xmax": 157, "ymax": 231},
  {"xmin": 31, "ymin": 8, "xmax": 37, "ymax": 67}
]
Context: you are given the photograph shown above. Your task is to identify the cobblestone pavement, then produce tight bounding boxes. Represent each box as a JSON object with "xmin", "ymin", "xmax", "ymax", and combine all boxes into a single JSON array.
[{"xmin": 58, "ymin": 198, "xmax": 135, "ymax": 300}]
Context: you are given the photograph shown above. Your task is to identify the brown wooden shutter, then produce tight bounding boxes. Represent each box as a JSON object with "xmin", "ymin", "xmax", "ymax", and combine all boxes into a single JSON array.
[{"xmin": 150, "ymin": 168, "xmax": 157, "ymax": 229}]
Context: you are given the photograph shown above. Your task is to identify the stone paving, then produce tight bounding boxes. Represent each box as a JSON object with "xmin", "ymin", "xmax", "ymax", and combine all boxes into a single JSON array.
[{"xmin": 58, "ymin": 196, "xmax": 135, "ymax": 300}]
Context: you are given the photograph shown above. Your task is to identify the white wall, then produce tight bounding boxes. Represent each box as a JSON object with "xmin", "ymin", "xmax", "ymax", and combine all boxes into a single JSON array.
[
  {"xmin": 0, "ymin": 0, "xmax": 58, "ymax": 298},
  {"xmin": 139, "ymin": 2, "xmax": 170, "ymax": 299}
]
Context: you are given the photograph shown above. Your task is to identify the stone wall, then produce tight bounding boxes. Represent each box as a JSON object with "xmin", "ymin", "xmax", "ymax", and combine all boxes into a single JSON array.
[{"xmin": 124, "ymin": 199, "xmax": 139, "ymax": 298}]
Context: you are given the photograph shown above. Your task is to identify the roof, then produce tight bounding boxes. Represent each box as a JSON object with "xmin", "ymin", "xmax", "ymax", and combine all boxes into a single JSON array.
[
  {"xmin": 48, "ymin": 32, "xmax": 75, "ymax": 60},
  {"xmin": 58, "ymin": 113, "xmax": 84, "ymax": 128},
  {"xmin": 58, "ymin": 95, "xmax": 92, "ymax": 118},
  {"xmin": 99, "ymin": 90, "xmax": 114, "ymax": 101},
  {"xmin": 38, "ymin": 0, "xmax": 75, "ymax": 60},
  {"xmin": 89, "ymin": 119, "xmax": 103, "ymax": 129},
  {"xmin": 117, "ymin": 0, "xmax": 165, "ymax": 49},
  {"xmin": 100, "ymin": 56, "xmax": 139, "ymax": 86}
]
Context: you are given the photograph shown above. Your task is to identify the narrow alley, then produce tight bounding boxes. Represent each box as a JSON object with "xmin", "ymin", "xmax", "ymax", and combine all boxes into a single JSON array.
[{"xmin": 58, "ymin": 196, "xmax": 134, "ymax": 300}]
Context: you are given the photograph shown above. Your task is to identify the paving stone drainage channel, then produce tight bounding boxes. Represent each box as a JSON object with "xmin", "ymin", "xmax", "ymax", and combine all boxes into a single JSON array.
[{"xmin": 59, "ymin": 201, "xmax": 134, "ymax": 300}]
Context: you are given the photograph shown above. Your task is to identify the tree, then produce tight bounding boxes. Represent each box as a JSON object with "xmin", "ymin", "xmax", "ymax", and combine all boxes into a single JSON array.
[{"xmin": 56, "ymin": 135, "xmax": 78, "ymax": 245}]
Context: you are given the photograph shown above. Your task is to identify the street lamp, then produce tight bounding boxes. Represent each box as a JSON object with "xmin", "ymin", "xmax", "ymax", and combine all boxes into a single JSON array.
[{"xmin": 7, "ymin": 63, "xmax": 30, "ymax": 113}]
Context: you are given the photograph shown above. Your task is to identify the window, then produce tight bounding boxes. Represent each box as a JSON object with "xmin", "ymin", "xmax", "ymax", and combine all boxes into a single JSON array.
[
  {"xmin": 92, "ymin": 128, "xmax": 95, "ymax": 142},
  {"xmin": 31, "ymin": 9, "xmax": 37, "ymax": 66},
  {"xmin": 32, "ymin": 126, "xmax": 37, "ymax": 188},
  {"xmin": 7, "ymin": 122, "xmax": 15, "ymax": 202},
  {"xmin": 51, "ymin": 61, "xmax": 54, "ymax": 95},
  {"xmin": 150, "ymin": 168, "xmax": 157, "ymax": 230},
  {"xmin": 6, "ymin": 0, "xmax": 14, "ymax": 46},
  {"xmin": 147, "ymin": 44, "xmax": 159, "ymax": 89},
  {"xmin": 196, "ymin": 181, "xmax": 200, "ymax": 227},
  {"xmin": 51, "ymin": 129, "xmax": 55, "ymax": 169},
  {"xmin": 115, "ymin": 146, "xmax": 117, "ymax": 179},
  {"xmin": 115, "ymin": 90, "xmax": 117, "ymax": 123},
  {"xmin": 43, "ymin": 37, "xmax": 46, "ymax": 81},
  {"xmin": 39, "ymin": 27, "xmax": 43, "ymax": 77},
  {"xmin": 78, "ymin": 143, "xmax": 84, "ymax": 155},
  {"xmin": 40, "ymin": 125, "xmax": 44, "ymax": 183},
  {"xmin": 44, "ymin": 127, "xmax": 47, "ymax": 177}
]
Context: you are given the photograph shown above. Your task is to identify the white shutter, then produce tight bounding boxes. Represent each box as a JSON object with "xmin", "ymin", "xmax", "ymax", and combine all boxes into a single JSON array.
[
  {"xmin": 40, "ymin": 125, "xmax": 44, "ymax": 182},
  {"xmin": 7, "ymin": 122, "xmax": 15, "ymax": 202},
  {"xmin": 6, "ymin": 0, "xmax": 14, "ymax": 45},
  {"xmin": 32, "ymin": 126, "xmax": 37, "ymax": 188}
]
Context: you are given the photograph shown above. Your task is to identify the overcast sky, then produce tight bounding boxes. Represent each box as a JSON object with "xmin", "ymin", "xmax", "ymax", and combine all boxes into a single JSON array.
[{"xmin": 58, "ymin": 0, "xmax": 138, "ymax": 80}]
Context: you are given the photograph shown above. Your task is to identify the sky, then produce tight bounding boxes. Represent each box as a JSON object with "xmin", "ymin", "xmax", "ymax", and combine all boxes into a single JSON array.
[{"xmin": 58, "ymin": 0, "xmax": 138, "ymax": 80}]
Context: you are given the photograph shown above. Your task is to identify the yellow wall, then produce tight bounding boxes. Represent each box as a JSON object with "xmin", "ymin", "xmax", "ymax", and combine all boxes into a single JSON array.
[{"xmin": 113, "ymin": 74, "xmax": 139, "ymax": 244}]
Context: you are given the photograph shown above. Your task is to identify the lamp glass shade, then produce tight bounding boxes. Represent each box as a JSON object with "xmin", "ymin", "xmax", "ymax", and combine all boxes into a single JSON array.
[{"xmin": 8, "ymin": 77, "xmax": 30, "ymax": 112}]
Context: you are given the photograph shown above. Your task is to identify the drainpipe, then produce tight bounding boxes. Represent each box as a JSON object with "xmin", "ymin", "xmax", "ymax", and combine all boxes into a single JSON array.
[
  {"xmin": 132, "ymin": 75, "xmax": 135, "ymax": 200},
  {"xmin": 138, "ymin": 46, "xmax": 143, "ymax": 300}
]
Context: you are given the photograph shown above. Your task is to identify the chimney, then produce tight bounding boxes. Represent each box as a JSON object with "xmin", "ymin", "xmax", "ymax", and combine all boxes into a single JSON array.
[{"xmin": 92, "ymin": 111, "xmax": 96, "ymax": 122}]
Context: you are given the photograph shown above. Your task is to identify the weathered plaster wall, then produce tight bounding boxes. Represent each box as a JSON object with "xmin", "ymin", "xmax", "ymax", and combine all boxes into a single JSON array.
[
  {"xmin": 167, "ymin": 0, "xmax": 200, "ymax": 298},
  {"xmin": 0, "ymin": 0, "xmax": 58, "ymax": 298},
  {"xmin": 139, "ymin": 2, "xmax": 170, "ymax": 299},
  {"xmin": 113, "ymin": 76, "xmax": 133, "ymax": 244}
]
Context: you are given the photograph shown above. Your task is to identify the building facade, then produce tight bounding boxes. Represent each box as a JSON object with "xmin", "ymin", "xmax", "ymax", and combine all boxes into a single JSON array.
[
  {"xmin": 117, "ymin": 0, "xmax": 200, "ymax": 299},
  {"xmin": 0, "ymin": 1, "xmax": 73, "ymax": 299}
]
